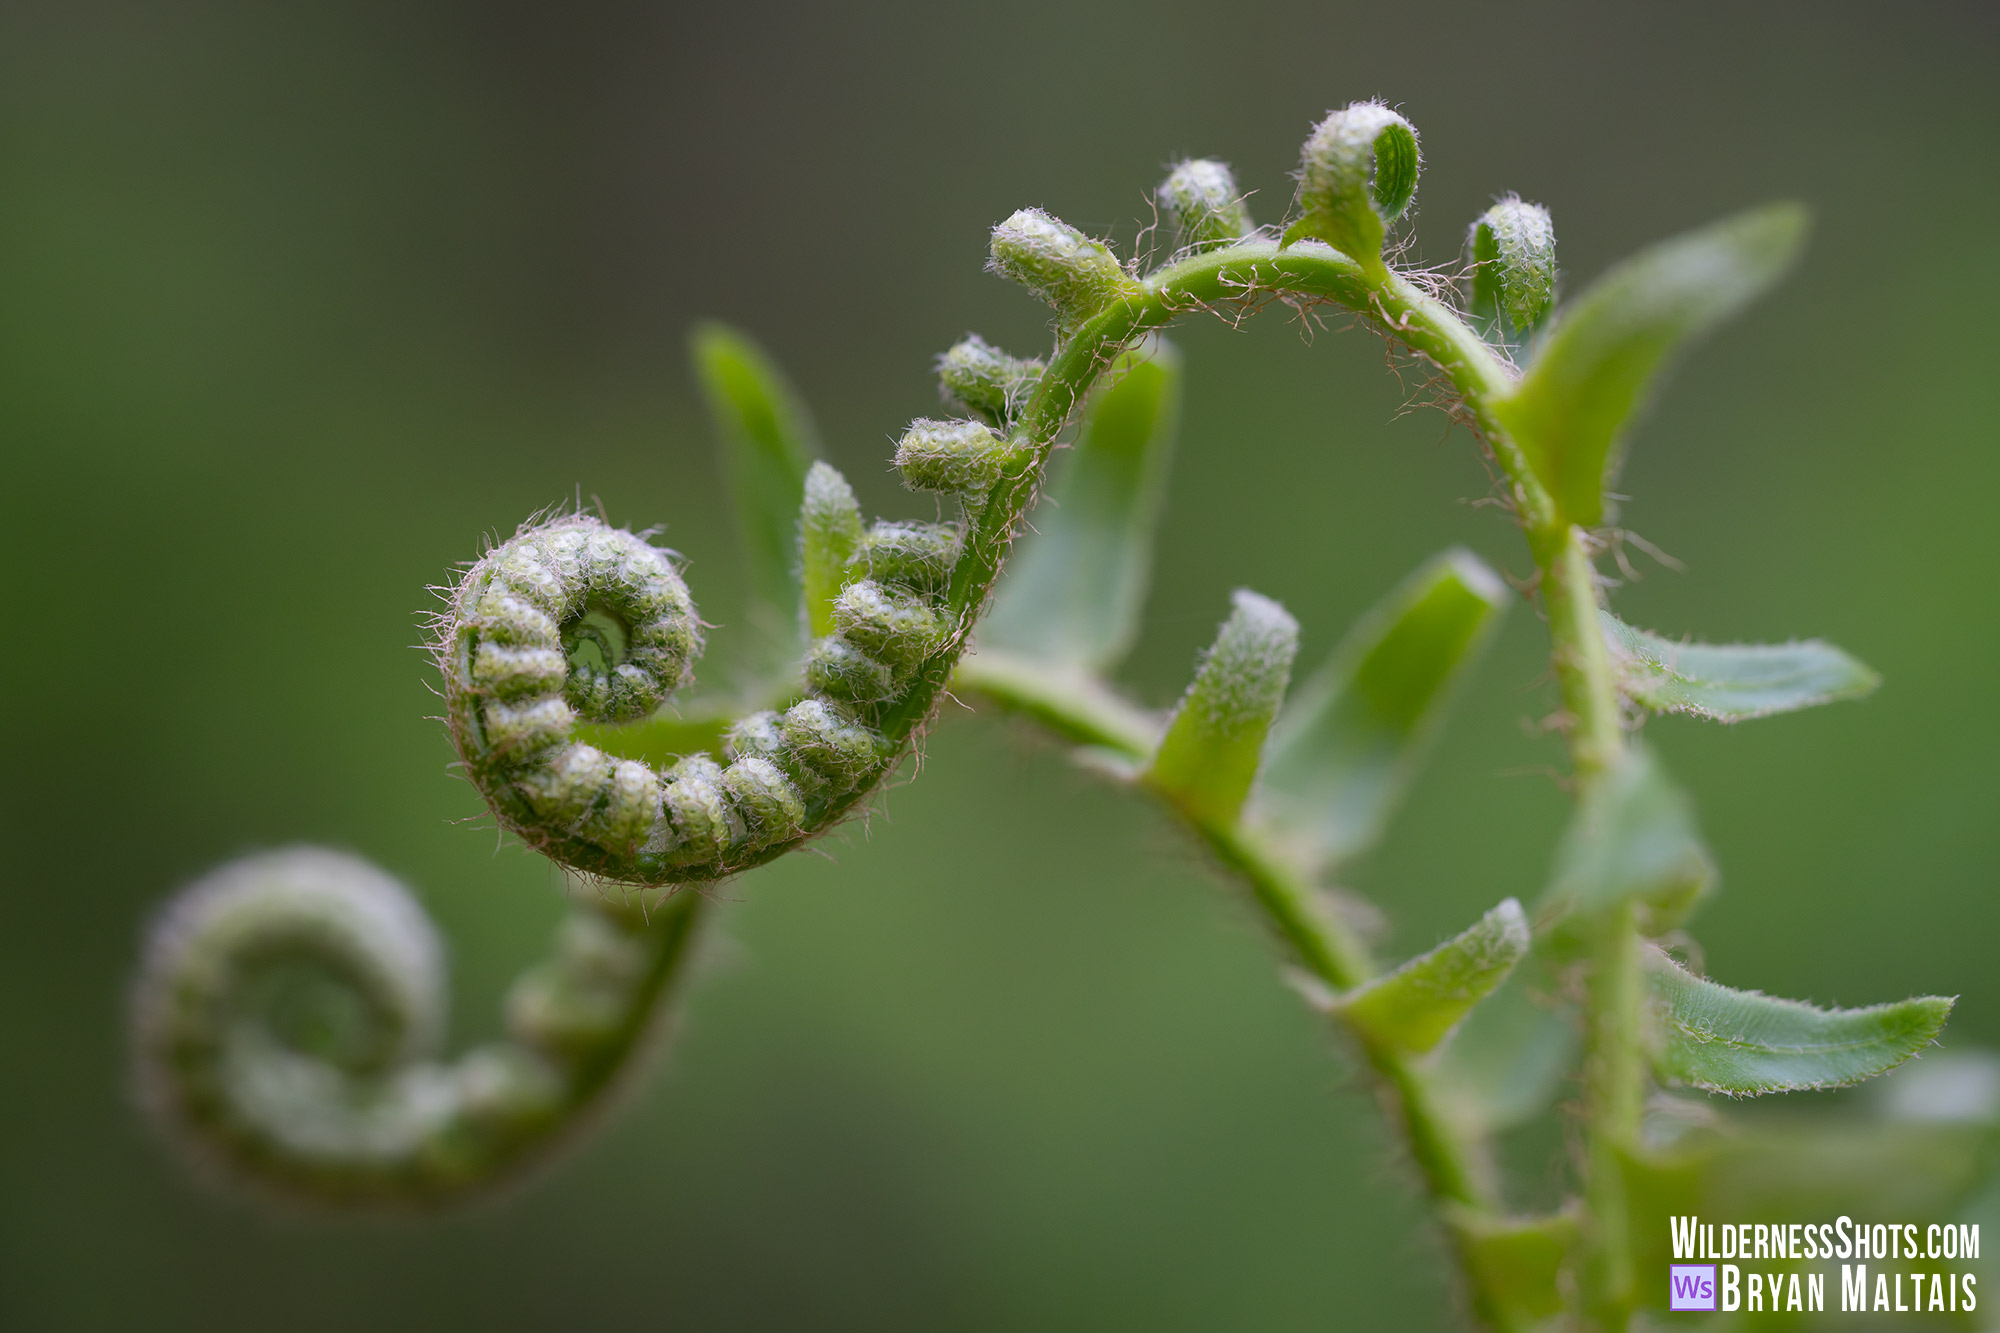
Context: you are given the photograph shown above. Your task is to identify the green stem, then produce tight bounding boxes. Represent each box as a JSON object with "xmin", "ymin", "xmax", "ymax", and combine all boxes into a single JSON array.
[
  {"xmin": 1536, "ymin": 528, "xmax": 1622, "ymax": 781},
  {"xmin": 1536, "ymin": 529, "xmax": 1634, "ymax": 1330},
  {"xmin": 1581, "ymin": 899, "xmax": 1641, "ymax": 1327}
]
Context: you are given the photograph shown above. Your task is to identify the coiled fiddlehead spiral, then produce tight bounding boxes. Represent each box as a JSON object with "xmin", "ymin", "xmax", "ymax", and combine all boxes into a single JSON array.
[
  {"xmin": 442, "ymin": 421, "xmax": 1011, "ymax": 885},
  {"xmin": 132, "ymin": 847, "xmax": 703, "ymax": 1203}
]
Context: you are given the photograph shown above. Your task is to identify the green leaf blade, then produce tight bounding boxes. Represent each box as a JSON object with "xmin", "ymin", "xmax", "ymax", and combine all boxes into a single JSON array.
[
  {"xmin": 1496, "ymin": 204, "xmax": 1809, "ymax": 526},
  {"xmin": 1144, "ymin": 589, "xmax": 1298, "ymax": 828},
  {"xmin": 1539, "ymin": 743, "xmax": 1714, "ymax": 934},
  {"xmin": 798, "ymin": 461, "xmax": 864, "ymax": 640},
  {"xmin": 1445, "ymin": 1206, "xmax": 1578, "ymax": 1325},
  {"xmin": 1648, "ymin": 948, "xmax": 1952, "ymax": 1096},
  {"xmin": 1255, "ymin": 550, "xmax": 1508, "ymax": 869},
  {"xmin": 1602, "ymin": 611, "xmax": 1879, "ymax": 722},
  {"xmin": 692, "ymin": 322, "xmax": 820, "ymax": 639},
  {"xmin": 1434, "ymin": 962, "xmax": 1578, "ymax": 1134},
  {"xmin": 1341, "ymin": 899, "xmax": 1529, "ymax": 1053},
  {"xmin": 982, "ymin": 338, "xmax": 1181, "ymax": 670}
]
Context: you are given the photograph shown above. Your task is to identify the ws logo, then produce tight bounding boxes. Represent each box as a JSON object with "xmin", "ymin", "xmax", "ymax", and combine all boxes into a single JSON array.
[{"xmin": 1670, "ymin": 1265, "xmax": 1718, "ymax": 1312}]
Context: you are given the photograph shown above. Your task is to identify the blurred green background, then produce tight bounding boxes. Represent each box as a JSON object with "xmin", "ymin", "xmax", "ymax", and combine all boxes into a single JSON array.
[{"xmin": 3, "ymin": 1, "xmax": 1996, "ymax": 1328}]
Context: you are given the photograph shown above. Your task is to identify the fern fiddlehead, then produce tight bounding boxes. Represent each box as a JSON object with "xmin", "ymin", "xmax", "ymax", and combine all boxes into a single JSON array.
[
  {"xmin": 132, "ymin": 93, "xmax": 1953, "ymax": 1333},
  {"xmin": 132, "ymin": 847, "xmax": 703, "ymax": 1202}
]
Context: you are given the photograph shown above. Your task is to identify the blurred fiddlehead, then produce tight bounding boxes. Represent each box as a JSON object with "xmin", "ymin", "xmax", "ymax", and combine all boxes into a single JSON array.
[{"xmin": 133, "ymin": 847, "xmax": 703, "ymax": 1203}]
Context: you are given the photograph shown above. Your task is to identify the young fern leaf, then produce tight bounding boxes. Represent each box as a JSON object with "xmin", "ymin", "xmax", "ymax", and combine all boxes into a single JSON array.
[
  {"xmin": 1144, "ymin": 590, "xmax": 1298, "ymax": 827},
  {"xmin": 1539, "ymin": 742, "xmax": 1714, "ymax": 935},
  {"xmin": 799, "ymin": 461, "xmax": 864, "ymax": 640},
  {"xmin": 1287, "ymin": 100, "xmax": 1422, "ymax": 277},
  {"xmin": 445, "ymin": 419, "xmax": 996, "ymax": 887},
  {"xmin": 988, "ymin": 209, "xmax": 1144, "ymax": 334},
  {"xmin": 692, "ymin": 322, "xmax": 820, "ymax": 645},
  {"xmin": 1339, "ymin": 899, "xmax": 1529, "ymax": 1053},
  {"xmin": 980, "ymin": 338, "xmax": 1181, "ymax": 670},
  {"xmin": 936, "ymin": 334, "xmax": 1044, "ymax": 426},
  {"xmin": 1433, "ymin": 964, "xmax": 1579, "ymax": 1134},
  {"xmin": 1494, "ymin": 204, "xmax": 1809, "ymax": 526},
  {"xmin": 1256, "ymin": 550, "xmax": 1508, "ymax": 870},
  {"xmin": 1646, "ymin": 947, "xmax": 1953, "ymax": 1096},
  {"xmin": 1465, "ymin": 198, "xmax": 1557, "ymax": 346},
  {"xmin": 1601, "ymin": 611, "xmax": 1880, "ymax": 722},
  {"xmin": 1443, "ymin": 1206, "xmax": 1579, "ymax": 1325}
]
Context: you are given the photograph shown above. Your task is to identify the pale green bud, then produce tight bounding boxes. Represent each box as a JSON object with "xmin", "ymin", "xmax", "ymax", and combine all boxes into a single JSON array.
[
  {"xmin": 852, "ymin": 520, "xmax": 960, "ymax": 594},
  {"xmin": 936, "ymin": 334, "xmax": 1044, "ymax": 424},
  {"xmin": 894, "ymin": 417, "xmax": 1008, "ymax": 494},
  {"xmin": 989, "ymin": 208, "xmax": 1142, "ymax": 332},
  {"xmin": 1467, "ymin": 197, "xmax": 1557, "ymax": 335},
  {"xmin": 805, "ymin": 636, "xmax": 898, "ymax": 703},
  {"xmin": 1157, "ymin": 159, "xmax": 1254, "ymax": 253},
  {"xmin": 833, "ymin": 580, "xmax": 950, "ymax": 671}
]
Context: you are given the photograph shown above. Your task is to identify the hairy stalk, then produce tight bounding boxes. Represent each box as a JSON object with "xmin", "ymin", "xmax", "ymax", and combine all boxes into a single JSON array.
[{"xmin": 1537, "ymin": 528, "xmax": 1635, "ymax": 1326}]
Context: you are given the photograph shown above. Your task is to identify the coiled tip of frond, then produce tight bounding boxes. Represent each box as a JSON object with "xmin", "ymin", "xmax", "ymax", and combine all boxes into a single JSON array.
[
  {"xmin": 130, "ymin": 847, "xmax": 559, "ymax": 1203},
  {"xmin": 442, "ymin": 506, "xmax": 951, "ymax": 885},
  {"xmin": 132, "ymin": 847, "xmax": 716, "ymax": 1206},
  {"xmin": 1290, "ymin": 101, "xmax": 1422, "ymax": 270}
]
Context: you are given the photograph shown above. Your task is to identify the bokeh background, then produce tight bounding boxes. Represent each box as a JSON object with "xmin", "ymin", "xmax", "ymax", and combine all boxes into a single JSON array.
[{"xmin": 3, "ymin": 1, "xmax": 1997, "ymax": 1328}]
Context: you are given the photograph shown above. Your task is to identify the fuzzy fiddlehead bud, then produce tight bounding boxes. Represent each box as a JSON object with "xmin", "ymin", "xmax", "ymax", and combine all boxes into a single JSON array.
[
  {"xmin": 442, "ymin": 517, "xmax": 875, "ymax": 885},
  {"xmin": 893, "ymin": 417, "xmax": 1010, "ymax": 494},
  {"xmin": 1466, "ymin": 197, "xmax": 1557, "ymax": 341},
  {"xmin": 937, "ymin": 334, "xmax": 1044, "ymax": 425},
  {"xmin": 1288, "ymin": 101, "xmax": 1422, "ymax": 275},
  {"xmin": 442, "ymin": 400, "xmax": 1016, "ymax": 888},
  {"xmin": 132, "ymin": 847, "xmax": 703, "ymax": 1203},
  {"xmin": 989, "ymin": 208, "xmax": 1143, "ymax": 334},
  {"xmin": 1157, "ymin": 159, "xmax": 1255, "ymax": 254}
]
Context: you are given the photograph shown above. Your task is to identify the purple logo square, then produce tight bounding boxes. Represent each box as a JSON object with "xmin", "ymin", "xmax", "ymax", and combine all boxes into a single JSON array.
[{"xmin": 1669, "ymin": 1265, "xmax": 1717, "ymax": 1311}]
